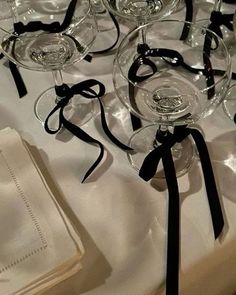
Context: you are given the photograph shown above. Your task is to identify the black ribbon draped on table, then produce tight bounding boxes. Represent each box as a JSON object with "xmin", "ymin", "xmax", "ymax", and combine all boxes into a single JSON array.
[
  {"xmin": 44, "ymin": 79, "xmax": 132, "ymax": 182},
  {"xmin": 128, "ymin": 43, "xmax": 225, "ymax": 295},
  {"xmin": 0, "ymin": 53, "xmax": 27, "ymax": 98}
]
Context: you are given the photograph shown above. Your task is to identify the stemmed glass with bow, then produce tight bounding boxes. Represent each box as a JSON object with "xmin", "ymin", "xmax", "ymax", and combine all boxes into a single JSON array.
[
  {"xmin": 113, "ymin": 19, "xmax": 230, "ymax": 295},
  {"xmin": 113, "ymin": 19, "xmax": 231, "ymax": 178},
  {"xmin": 0, "ymin": 0, "xmax": 97, "ymax": 128}
]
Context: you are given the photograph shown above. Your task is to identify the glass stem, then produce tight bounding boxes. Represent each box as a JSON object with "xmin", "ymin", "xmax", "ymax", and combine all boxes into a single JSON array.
[
  {"xmin": 214, "ymin": 0, "xmax": 222, "ymax": 11},
  {"xmin": 138, "ymin": 19, "xmax": 147, "ymax": 44},
  {"xmin": 8, "ymin": 0, "xmax": 19, "ymax": 23},
  {"xmin": 52, "ymin": 70, "xmax": 64, "ymax": 103}
]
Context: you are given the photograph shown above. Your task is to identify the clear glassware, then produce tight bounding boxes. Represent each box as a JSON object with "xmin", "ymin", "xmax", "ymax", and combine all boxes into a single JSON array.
[
  {"xmin": 0, "ymin": 0, "xmax": 30, "ymax": 21},
  {"xmin": 102, "ymin": 0, "xmax": 179, "ymax": 22},
  {"xmin": 0, "ymin": 0, "xmax": 97, "ymax": 127},
  {"xmin": 113, "ymin": 20, "xmax": 231, "ymax": 177}
]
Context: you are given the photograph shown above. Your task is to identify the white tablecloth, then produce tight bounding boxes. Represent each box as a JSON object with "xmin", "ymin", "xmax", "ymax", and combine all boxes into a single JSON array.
[{"xmin": 0, "ymin": 3, "xmax": 236, "ymax": 295}]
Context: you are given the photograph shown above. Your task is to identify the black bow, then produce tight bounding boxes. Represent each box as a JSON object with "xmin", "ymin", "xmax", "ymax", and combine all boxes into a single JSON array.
[
  {"xmin": 139, "ymin": 126, "xmax": 224, "ymax": 295},
  {"xmin": 209, "ymin": 10, "xmax": 234, "ymax": 39},
  {"xmin": 44, "ymin": 79, "xmax": 132, "ymax": 182},
  {"xmin": 127, "ymin": 44, "xmax": 224, "ymax": 295}
]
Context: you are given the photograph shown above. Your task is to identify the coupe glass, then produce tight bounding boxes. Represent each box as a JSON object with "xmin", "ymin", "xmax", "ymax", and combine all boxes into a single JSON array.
[
  {"xmin": 102, "ymin": 0, "xmax": 179, "ymax": 22},
  {"xmin": 113, "ymin": 20, "xmax": 231, "ymax": 176},
  {"xmin": 0, "ymin": 0, "xmax": 97, "ymax": 127}
]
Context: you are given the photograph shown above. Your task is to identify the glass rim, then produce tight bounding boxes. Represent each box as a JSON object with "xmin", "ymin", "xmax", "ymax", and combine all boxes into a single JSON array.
[{"xmin": 115, "ymin": 19, "xmax": 232, "ymax": 94}]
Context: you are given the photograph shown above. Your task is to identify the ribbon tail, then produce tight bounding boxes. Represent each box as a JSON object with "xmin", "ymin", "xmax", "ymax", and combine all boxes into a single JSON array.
[
  {"xmin": 139, "ymin": 146, "xmax": 163, "ymax": 181},
  {"xmin": 61, "ymin": 116, "xmax": 105, "ymax": 183},
  {"xmin": 98, "ymin": 97, "xmax": 132, "ymax": 150},
  {"xmin": 190, "ymin": 129, "xmax": 224, "ymax": 239},
  {"xmin": 163, "ymin": 149, "xmax": 180, "ymax": 295},
  {"xmin": 90, "ymin": 12, "xmax": 120, "ymax": 55},
  {"xmin": 9, "ymin": 61, "xmax": 27, "ymax": 98},
  {"xmin": 180, "ymin": 0, "xmax": 193, "ymax": 41}
]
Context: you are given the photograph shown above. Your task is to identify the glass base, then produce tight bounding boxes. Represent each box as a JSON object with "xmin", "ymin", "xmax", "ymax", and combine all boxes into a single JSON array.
[
  {"xmin": 34, "ymin": 85, "xmax": 95, "ymax": 129},
  {"xmin": 222, "ymin": 84, "xmax": 236, "ymax": 123},
  {"xmin": 127, "ymin": 124, "xmax": 195, "ymax": 179}
]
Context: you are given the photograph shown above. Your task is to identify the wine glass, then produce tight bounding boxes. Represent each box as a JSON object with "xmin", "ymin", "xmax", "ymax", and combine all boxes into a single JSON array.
[
  {"xmin": 102, "ymin": 0, "xmax": 180, "ymax": 23},
  {"xmin": 102, "ymin": 0, "xmax": 180, "ymax": 45},
  {"xmin": 113, "ymin": 19, "xmax": 231, "ymax": 177},
  {"xmin": 0, "ymin": 0, "xmax": 97, "ymax": 127}
]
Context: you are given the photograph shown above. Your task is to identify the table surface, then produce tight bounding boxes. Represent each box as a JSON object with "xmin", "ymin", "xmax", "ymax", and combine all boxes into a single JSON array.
[{"xmin": 0, "ymin": 2, "xmax": 236, "ymax": 295}]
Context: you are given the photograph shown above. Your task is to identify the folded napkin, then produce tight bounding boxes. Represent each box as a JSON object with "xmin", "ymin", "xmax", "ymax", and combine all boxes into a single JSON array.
[{"xmin": 0, "ymin": 127, "xmax": 84, "ymax": 295}]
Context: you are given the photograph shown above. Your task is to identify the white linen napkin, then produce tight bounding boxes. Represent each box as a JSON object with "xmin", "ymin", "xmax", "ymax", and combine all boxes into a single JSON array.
[{"xmin": 0, "ymin": 127, "xmax": 84, "ymax": 295}]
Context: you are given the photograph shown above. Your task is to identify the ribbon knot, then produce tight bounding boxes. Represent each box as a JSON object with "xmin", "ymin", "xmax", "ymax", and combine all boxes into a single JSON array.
[
  {"xmin": 44, "ymin": 79, "xmax": 131, "ymax": 182},
  {"xmin": 55, "ymin": 83, "xmax": 73, "ymax": 101},
  {"xmin": 209, "ymin": 10, "xmax": 234, "ymax": 39},
  {"xmin": 211, "ymin": 11, "xmax": 234, "ymax": 30}
]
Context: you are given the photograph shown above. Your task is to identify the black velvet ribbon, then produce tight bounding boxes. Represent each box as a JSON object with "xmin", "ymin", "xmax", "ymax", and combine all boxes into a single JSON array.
[
  {"xmin": 0, "ymin": 53, "xmax": 27, "ymax": 98},
  {"xmin": 223, "ymin": 0, "xmax": 236, "ymax": 3},
  {"xmin": 180, "ymin": 0, "xmax": 193, "ymax": 40},
  {"xmin": 44, "ymin": 79, "xmax": 132, "ymax": 182},
  {"xmin": 90, "ymin": 12, "xmax": 120, "ymax": 55},
  {"xmin": 139, "ymin": 126, "xmax": 224, "ymax": 295},
  {"xmin": 128, "ymin": 44, "xmax": 215, "ymax": 101},
  {"xmin": 127, "ymin": 43, "xmax": 224, "ymax": 295},
  {"xmin": 206, "ymin": 10, "xmax": 234, "ymax": 48}
]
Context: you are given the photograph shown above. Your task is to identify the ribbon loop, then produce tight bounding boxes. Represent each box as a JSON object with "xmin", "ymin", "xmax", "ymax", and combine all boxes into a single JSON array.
[
  {"xmin": 71, "ymin": 79, "xmax": 106, "ymax": 98},
  {"xmin": 210, "ymin": 11, "xmax": 234, "ymax": 31},
  {"xmin": 44, "ymin": 79, "xmax": 131, "ymax": 182}
]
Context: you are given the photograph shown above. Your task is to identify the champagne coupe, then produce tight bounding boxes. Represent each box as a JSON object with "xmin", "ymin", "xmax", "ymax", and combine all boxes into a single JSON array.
[
  {"xmin": 102, "ymin": 0, "xmax": 179, "ymax": 22},
  {"xmin": 102, "ymin": 0, "xmax": 180, "ymax": 45},
  {"xmin": 113, "ymin": 20, "xmax": 231, "ymax": 176},
  {"xmin": 0, "ymin": 0, "xmax": 97, "ymax": 127}
]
